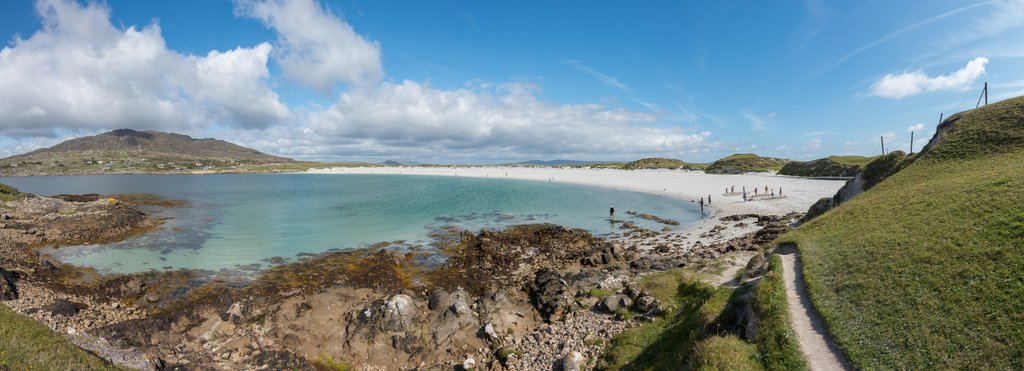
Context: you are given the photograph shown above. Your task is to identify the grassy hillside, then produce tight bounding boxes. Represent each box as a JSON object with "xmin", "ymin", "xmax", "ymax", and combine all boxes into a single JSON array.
[
  {"xmin": 778, "ymin": 97, "xmax": 1024, "ymax": 368},
  {"xmin": 0, "ymin": 304, "xmax": 118, "ymax": 370},
  {"xmin": 705, "ymin": 154, "xmax": 790, "ymax": 174},
  {"xmin": 623, "ymin": 157, "xmax": 706, "ymax": 170},
  {"xmin": 826, "ymin": 155, "xmax": 876, "ymax": 166},
  {"xmin": 779, "ymin": 155, "xmax": 878, "ymax": 177}
]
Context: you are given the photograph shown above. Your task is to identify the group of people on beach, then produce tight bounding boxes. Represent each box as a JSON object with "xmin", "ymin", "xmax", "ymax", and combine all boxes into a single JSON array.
[
  {"xmin": 725, "ymin": 185, "xmax": 783, "ymax": 202},
  {"xmin": 608, "ymin": 183, "xmax": 785, "ymax": 221}
]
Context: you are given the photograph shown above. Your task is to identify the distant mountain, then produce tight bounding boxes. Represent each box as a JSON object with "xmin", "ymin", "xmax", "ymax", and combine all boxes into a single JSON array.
[
  {"xmin": 0, "ymin": 129, "xmax": 295, "ymax": 175},
  {"xmin": 8, "ymin": 129, "xmax": 291, "ymax": 163},
  {"xmin": 518, "ymin": 159, "xmax": 607, "ymax": 166}
]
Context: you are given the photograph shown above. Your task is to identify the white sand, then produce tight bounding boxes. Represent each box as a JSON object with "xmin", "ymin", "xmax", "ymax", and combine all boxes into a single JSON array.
[{"xmin": 307, "ymin": 166, "xmax": 844, "ymax": 220}]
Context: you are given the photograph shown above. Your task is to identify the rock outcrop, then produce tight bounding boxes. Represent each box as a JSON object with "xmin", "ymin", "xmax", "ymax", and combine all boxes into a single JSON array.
[{"xmin": 801, "ymin": 151, "xmax": 909, "ymax": 222}]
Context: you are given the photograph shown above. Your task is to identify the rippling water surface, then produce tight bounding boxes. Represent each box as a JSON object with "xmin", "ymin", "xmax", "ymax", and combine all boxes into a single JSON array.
[{"xmin": 1, "ymin": 174, "xmax": 699, "ymax": 273}]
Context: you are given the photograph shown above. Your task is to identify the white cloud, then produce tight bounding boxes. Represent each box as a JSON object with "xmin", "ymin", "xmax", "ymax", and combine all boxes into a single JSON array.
[
  {"xmin": 565, "ymin": 59, "xmax": 631, "ymax": 93},
  {"xmin": 838, "ymin": 1, "xmax": 999, "ymax": 65},
  {"xmin": 869, "ymin": 57, "xmax": 988, "ymax": 99},
  {"xmin": 742, "ymin": 111, "xmax": 775, "ymax": 132},
  {"xmin": 952, "ymin": 0, "xmax": 1024, "ymax": 47},
  {"xmin": 773, "ymin": 145, "xmax": 788, "ymax": 151},
  {"xmin": 805, "ymin": 138, "xmax": 823, "ymax": 150},
  {"xmin": 236, "ymin": 0, "xmax": 383, "ymax": 91},
  {"xmin": 907, "ymin": 123, "xmax": 925, "ymax": 132},
  {"xmin": 0, "ymin": 0, "xmax": 289, "ymax": 137},
  {"xmin": 1, "ymin": 0, "xmax": 714, "ymax": 162},
  {"xmin": 290, "ymin": 80, "xmax": 714, "ymax": 159}
]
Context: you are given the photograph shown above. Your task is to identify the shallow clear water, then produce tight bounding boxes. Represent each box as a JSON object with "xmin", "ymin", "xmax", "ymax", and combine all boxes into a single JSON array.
[{"xmin": 1, "ymin": 174, "xmax": 699, "ymax": 273}]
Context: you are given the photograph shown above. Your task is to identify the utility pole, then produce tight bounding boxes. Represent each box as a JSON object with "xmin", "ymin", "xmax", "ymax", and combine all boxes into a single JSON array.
[
  {"xmin": 977, "ymin": 82, "xmax": 989, "ymax": 108},
  {"xmin": 910, "ymin": 131, "xmax": 914, "ymax": 154},
  {"xmin": 880, "ymin": 136, "xmax": 886, "ymax": 155}
]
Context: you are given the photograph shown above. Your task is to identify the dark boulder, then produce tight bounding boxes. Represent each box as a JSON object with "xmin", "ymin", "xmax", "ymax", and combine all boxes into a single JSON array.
[
  {"xmin": 44, "ymin": 299, "xmax": 82, "ymax": 317},
  {"xmin": 0, "ymin": 268, "xmax": 16, "ymax": 301},
  {"xmin": 529, "ymin": 269, "xmax": 572, "ymax": 322}
]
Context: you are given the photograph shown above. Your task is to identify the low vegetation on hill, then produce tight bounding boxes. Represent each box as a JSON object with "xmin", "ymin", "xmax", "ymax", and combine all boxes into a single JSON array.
[
  {"xmin": 623, "ymin": 157, "xmax": 706, "ymax": 170},
  {"xmin": 825, "ymin": 155, "xmax": 876, "ymax": 166},
  {"xmin": 0, "ymin": 129, "xmax": 325, "ymax": 176},
  {"xmin": 778, "ymin": 155, "xmax": 877, "ymax": 177},
  {"xmin": 779, "ymin": 96, "xmax": 1024, "ymax": 369},
  {"xmin": 705, "ymin": 154, "xmax": 790, "ymax": 174}
]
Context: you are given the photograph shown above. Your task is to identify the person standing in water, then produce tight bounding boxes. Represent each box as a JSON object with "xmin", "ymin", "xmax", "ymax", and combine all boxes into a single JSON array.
[
  {"xmin": 699, "ymin": 198, "xmax": 704, "ymax": 214},
  {"xmin": 610, "ymin": 205, "xmax": 615, "ymax": 219}
]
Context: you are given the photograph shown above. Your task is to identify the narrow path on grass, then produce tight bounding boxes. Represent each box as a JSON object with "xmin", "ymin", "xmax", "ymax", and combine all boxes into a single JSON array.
[{"xmin": 777, "ymin": 247, "xmax": 852, "ymax": 371}]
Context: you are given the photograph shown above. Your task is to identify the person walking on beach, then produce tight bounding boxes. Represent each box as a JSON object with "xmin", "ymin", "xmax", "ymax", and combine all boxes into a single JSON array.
[
  {"xmin": 610, "ymin": 205, "xmax": 615, "ymax": 219},
  {"xmin": 731, "ymin": 186, "xmax": 735, "ymax": 193},
  {"xmin": 742, "ymin": 191, "xmax": 747, "ymax": 202},
  {"xmin": 708, "ymin": 194, "xmax": 711, "ymax": 204},
  {"xmin": 699, "ymin": 198, "xmax": 704, "ymax": 213},
  {"xmin": 780, "ymin": 187, "xmax": 783, "ymax": 196}
]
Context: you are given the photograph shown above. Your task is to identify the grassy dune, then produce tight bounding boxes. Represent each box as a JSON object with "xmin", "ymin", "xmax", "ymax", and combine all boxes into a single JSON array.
[
  {"xmin": 778, "ymin": 97, "xmax": 1024, "ymax": 368},
  {"xmin": 825, "ymin": 155, "xmax": 876, "ymax": 166},
  {"xmin": 705, "ymin": 153, "xmax": 790, "ymax": 174}
]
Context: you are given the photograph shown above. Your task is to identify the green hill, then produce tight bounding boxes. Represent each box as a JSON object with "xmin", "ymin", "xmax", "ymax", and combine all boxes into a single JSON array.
[
  {"xmin": 778, "ymin": 96, "xmax": 1024, "ymax": 368},
  {"xmin": 825, "ymin": 155, "xmax": 877, "ymax": 166},
  {"xmin": 704, "ymin": 153, "xmax": 790, "ymax": 174},
  {"xmin": 778, "ymin": 155, "xmax": 878, "ymax": 177},
  {"xmin": 623, "ymin": 157, "xmax": 706, "ymax": 170}
]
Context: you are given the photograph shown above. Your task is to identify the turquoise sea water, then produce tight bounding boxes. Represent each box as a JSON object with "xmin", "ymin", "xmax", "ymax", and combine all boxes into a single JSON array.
[{"xmin": 1, "ymin": 174, "xmax": 699, "ymax": 274}]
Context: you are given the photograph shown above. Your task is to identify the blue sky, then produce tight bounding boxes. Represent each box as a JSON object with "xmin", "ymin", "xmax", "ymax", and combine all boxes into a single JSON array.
[{"xmin": 1, "ymin": 0, "xmax": 1022, "ymax": 163}]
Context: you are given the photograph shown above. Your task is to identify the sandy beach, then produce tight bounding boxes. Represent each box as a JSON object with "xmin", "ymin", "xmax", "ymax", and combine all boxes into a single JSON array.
[{"xmin": 307, "ymin": 166, "xmax": 845, "ymax": 220}]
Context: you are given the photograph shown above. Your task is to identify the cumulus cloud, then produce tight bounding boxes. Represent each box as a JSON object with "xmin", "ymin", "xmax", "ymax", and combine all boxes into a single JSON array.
[
  {"xmin": 1, "ymin": 0, "xmax": 714, "ymax": 161},
  {"xmin": 292, "ymin": 80, "xmax": 713, "ymax": 159},
  {"xmin": 0, "ymin": 0, "xmax": 289, "ymax": 137},
  {"xmin": 236, "ymin": 0, "xmax": 383, "ymax": 91},
  {"xmin": 907, "ymin": 123, "xmax": 925, "ymax": 132},
  {"xmin": 869, "ymin": 57, "xmax": 988, "ymax": 99}
]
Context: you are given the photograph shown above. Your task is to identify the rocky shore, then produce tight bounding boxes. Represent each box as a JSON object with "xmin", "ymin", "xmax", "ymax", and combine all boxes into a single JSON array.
[{"xmin": 0, "ymin": 190, "xmax": 799, "ymax": 370}]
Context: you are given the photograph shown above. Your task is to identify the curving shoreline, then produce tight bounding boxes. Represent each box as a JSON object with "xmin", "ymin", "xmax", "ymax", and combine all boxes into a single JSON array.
[{"xmin": 307, "ymin": 166, "xmax": 845, "ymax": 221}]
